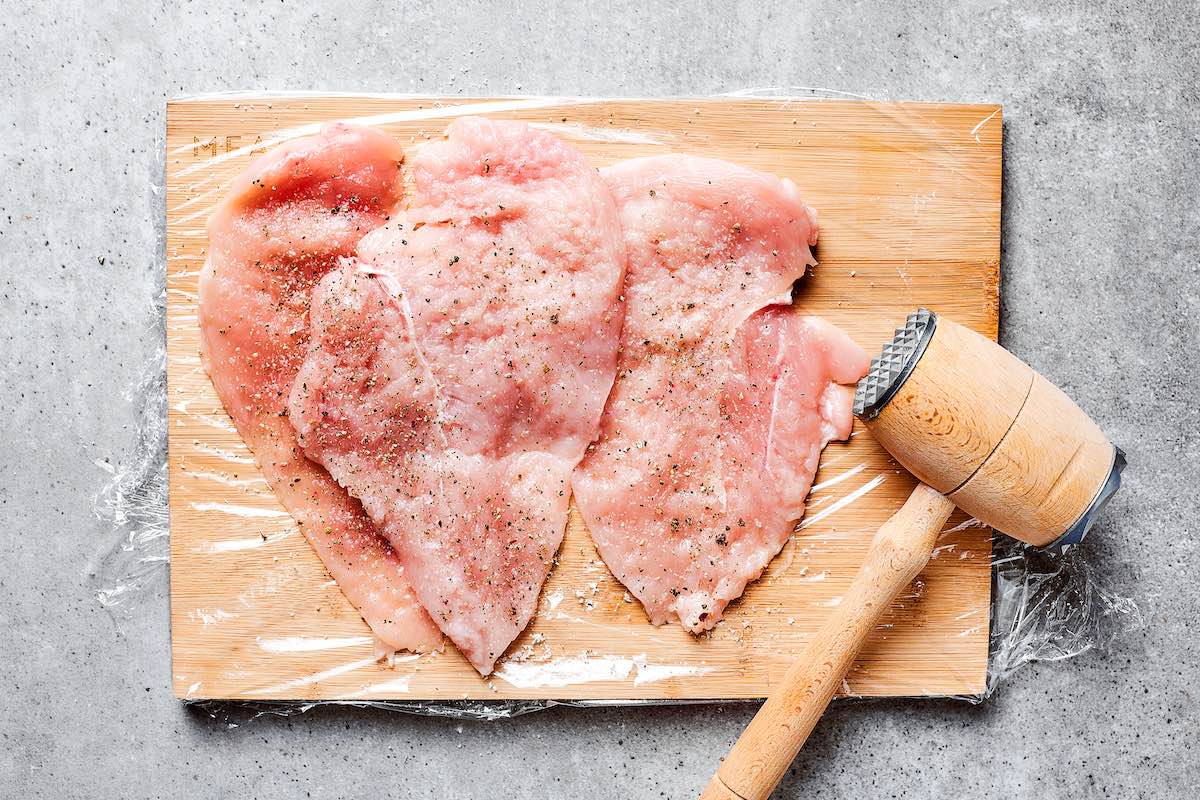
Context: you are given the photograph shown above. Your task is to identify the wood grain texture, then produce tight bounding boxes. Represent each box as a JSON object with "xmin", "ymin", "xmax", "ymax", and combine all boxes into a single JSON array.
[
  {"xmin": 950, "ymin": 372, "xmax": 1115, "ymax": 546},
  {"xmin": 866, "ymin": 316, "xmax": 1115, "ymax": 546},
  {"xmin": 869, "ymin": 314, "xmax": 1034, "ymax": 494},
  {"xmin": 166, "ymin": 96, "xmax": 1001, "ymax": 702},
  {"xmin": 704, "ymin": 485, "xmax": 958, "ymax": 800}
]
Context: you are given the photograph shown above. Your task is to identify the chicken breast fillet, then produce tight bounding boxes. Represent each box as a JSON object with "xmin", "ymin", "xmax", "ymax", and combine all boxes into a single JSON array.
[
  {"xmin": 289, "ymin": 118, "xmax": 627, "ymax": 673},
  {"xmin": 199, "ymin": 123, "xmax": 441, "ymax": 653},
  {"xmin": 573, "ymin": 155, "xmax": 870, "ymax": 632}
]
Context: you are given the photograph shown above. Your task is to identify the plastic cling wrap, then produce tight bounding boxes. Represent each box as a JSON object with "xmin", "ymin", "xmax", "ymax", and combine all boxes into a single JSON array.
[{"xmin": 93, "ymin": 93, "xmax": 1144, "ymax": 720}]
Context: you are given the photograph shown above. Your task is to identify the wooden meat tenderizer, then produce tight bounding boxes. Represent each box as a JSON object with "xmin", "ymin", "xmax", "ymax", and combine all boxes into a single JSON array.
[{"xmin": 701, "ymin": 308, "xmax": 1125, "ymax": 800}]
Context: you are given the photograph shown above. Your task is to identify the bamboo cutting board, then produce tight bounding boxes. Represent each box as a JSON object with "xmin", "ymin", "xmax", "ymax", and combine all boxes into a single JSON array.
[{"xmin": 166, "ymin": 96, "xmax": 1001, "ymax": 702}]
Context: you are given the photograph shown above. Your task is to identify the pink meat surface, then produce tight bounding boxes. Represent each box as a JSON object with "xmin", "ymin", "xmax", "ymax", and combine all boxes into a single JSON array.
[
  {"xmin": 289, "ymin": 118, "xmax": 627, "ymax": 674},
  {"xmin": 573, "ymin": 154, "xmax": 870, "ymax": 632},
  {"xmin": 199, "ymin": 123, "xmax": 441, "ymax": 653}
]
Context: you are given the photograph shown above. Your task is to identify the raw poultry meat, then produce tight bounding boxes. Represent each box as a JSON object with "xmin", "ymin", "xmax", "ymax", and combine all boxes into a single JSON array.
[
  {"xmin": 573, "ymin": 154, "xmax": 869, "ymax": 632},
  {"xmin": 199, "ymin": 123, "xmax": 441, "ymax": 653},
  {"xmin": 289, "ymin": 118, "xmax": 627, "ymax": 674}
]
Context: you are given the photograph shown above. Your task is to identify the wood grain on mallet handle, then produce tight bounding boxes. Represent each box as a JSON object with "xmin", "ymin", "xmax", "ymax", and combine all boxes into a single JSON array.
[{"xmin": 700, "ymin": 484, "xmax": 956, "ymax": 800}]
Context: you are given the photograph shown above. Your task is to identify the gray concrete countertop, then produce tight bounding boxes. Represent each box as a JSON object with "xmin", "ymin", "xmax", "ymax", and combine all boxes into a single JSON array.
[{"xmin": 2, "ymin": 2, "xmax": 1196, "ymax": 798}]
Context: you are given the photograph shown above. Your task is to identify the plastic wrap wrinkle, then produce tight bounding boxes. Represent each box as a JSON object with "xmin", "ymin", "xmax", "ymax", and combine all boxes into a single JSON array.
[
  {"xmin": 494, "ymin": 654, "xmax": 717, "ymax": 690},
  {"xmin": 170, "ymin": 96, "xmax": 657, "ymax": 169},
  {"xmin": 91, "ymin": 132, "xmax": 168, "ymax": 611},
  {"xmin": 93, "ymin": 90, "xmax": 1147, "ymax": 720},
  {"xmin": 796, "ymin": 473, "xmax": 887, "ymax": 530}
]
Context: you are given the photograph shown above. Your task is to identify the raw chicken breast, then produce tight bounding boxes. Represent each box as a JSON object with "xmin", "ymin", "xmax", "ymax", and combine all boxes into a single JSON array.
[
  {"xmin": 289, "ymin": 118, "xmax": 627, "ymax": 674},
  {"xmin": 573, "ymin": 155, "xmax": 870, "ymax": 632},
  {"xmin": 199, "ymin": 123, "xmax": 441, "ymax": 653}
]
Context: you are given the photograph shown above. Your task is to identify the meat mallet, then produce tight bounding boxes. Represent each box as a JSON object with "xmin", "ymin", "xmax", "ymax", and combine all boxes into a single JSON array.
[{"xmin": 700, "ymin": 308, "xmax": 1125, "ymax": 800}]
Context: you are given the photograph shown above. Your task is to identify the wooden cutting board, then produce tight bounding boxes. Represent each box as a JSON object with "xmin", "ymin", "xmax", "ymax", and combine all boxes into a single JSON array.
[{"xmin": 166, "ymin": 96, "xmax": 1000, "ymax": 702}]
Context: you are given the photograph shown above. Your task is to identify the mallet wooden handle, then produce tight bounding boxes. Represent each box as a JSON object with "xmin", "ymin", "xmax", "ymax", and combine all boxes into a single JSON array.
[{"xmin": 700, "ymin": 484, "xmax": 956, "ymax": 800}]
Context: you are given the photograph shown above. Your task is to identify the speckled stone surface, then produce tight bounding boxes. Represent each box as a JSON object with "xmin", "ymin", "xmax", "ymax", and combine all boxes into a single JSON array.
[{"xmin": 1, "ymin": 2, "xmax": 1197, "ymax": 798}]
